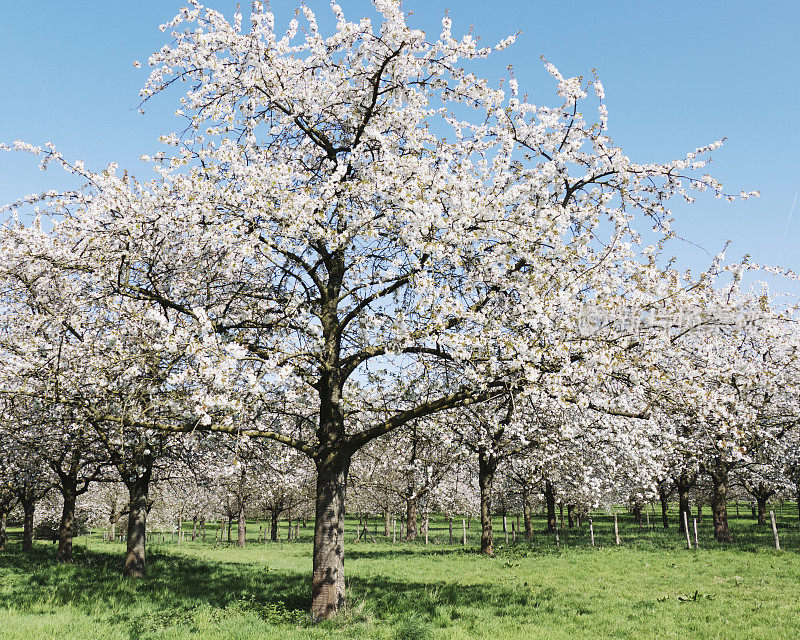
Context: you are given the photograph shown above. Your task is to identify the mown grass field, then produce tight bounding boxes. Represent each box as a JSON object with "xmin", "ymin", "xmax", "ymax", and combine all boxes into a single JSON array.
[{"xmin": 1, "ymin": 508, "xmax": 799, "ymax": 639}]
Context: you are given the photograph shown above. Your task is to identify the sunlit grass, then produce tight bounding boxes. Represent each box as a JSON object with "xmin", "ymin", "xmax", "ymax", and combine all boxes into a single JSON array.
[{"xmin": 1, "ymin": 507, "xmax": 799, "ymax": 639}]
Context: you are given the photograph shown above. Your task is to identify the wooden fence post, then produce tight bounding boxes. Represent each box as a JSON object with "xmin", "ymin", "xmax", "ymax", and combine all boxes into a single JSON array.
[
  {"xmin": 770, "ymin": 510, "xmax": 781, "ymax": 550},
  {"xmin": 683, "ymin": 511, "xmax": 692, "ymax": 549}
]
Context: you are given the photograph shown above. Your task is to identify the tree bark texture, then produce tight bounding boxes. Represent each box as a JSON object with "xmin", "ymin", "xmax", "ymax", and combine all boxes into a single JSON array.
[
  {"xmin": 632, "ymin": 502, "xmax": 642, "ymax": 526},
  {"xmin": 659, "ymin": 488, "xmax": 670, "ymax": 529},
  {"xmin": 675, "ymin": 471, "xmax": 696, "ymax": 533},
  {"xmin": 238, "ymin": 504, "xmax": 247, "ymax": 548},
  {"xmin": 0, "ymin": 509, "xmax": 7, "ymax": 550},
  {"xmin": 710, "ymin": 462, "xmax": 733, "ymax": 542},
  {"xmin": 522, "ymin": 485, "xmax": 533, "ymax": 540},
  {"xmin": 21, "ymin": 500, "xmax": 35, "ymax": 552},
  {"xmin": 56, "ymin": 484, "xmax": 77, "ymax": 563},
  {"xmin": 405, "ymin": 498, "xmax": 418, "ymax": 541},
  {"xmin": 477, "ymin": 448, "xmax": 497, "ymax": 556},
  {"xmin": 311, "ymin": 454, "xmax": 350, "ymax": 621},
  {"xmin": 757, "ymin": 497, "xmax": 768, "ymax": 525},
  {"xmin": 544, "ymin": 480, "xmax": 557, "ymax": 533},
  {"xmin": 749, "ymin": 483, "xmax": 775, "ymax": 526},
  {"xmin": 123, "ymin": 478, "xmax": 150, "ymax": 577}
]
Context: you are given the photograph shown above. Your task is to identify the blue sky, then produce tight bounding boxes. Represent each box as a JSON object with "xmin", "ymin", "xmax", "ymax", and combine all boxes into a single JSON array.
[{"xmin": 1, "ymin": 0, "xmax": 798, "ymax": 277}]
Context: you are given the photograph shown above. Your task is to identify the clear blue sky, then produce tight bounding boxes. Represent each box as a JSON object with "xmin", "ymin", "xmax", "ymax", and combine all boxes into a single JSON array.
[{"xmin": 1, "ymin": 1, "xmax": 798, "ymax": 277}]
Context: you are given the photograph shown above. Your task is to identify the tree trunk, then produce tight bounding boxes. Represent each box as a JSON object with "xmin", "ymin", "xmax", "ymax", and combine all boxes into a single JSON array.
[
  {"xmin": 675, "ymin": 472, "xmax": 695, "ymax": 533},
  {"xmin": 21, "ymin": 500, "xmax": 35, "ymax": 552},
  {"xmin": 109, "ymin": 498, "xmax": 119, "ymax": 542},
  {"xmin": 56, "ymin": 484, "xmax": 77, "ymax": 563},
  {"xmin": 544, "ymin": 480, "xmax": 556, "ymax": 533},
  {"xmin": 522, "ymin": 485, "xmax": 533, "ymax": 540},
  {"xmin": 567, "ymin": 504, "xmax": 575, "ymax": 528},
  {"xmin": 405, "ymin": 498, "xmax": 418, "ymax": 541},
  {"xmin": 237, "ymin": 465, "xmax": 247, "ymax": 548},
  {"xmin": 270, "ymin": 507, "xmax": 279, "ymax": 542},
  {"xmin": 678, "ymin": 487, "xmax": 690, "ymax": 532},
  {"xmin": 757, "ymin": 496, "xmax": 767, "ymax": 526},
  {"xmin": 238, "ymin": 503, "xmax": 247, "ymax": 548},
  {"xmin": 659, "ymin": 489, "xmax": 670, "ymax": 529},
  {"xmin": 123, "ymin": 478, "xmax": 150, "ymax": 577},
  {"xmin": 710, "ymin": 462, "xmax": 733, "ymax": 542},
  {"xmin": 384, "ymin": 508, "xmax": 390, "ymax": 537},
  {"xmin": 310, "ymin": 454, "xmax": 350, "ymax": 621},
  {"xmin": 632, "ymin": 502, "xmax": 642, "ymax": 526},
  {"xmin": 477, "ymin": 448, "xmax": 497, "ymax": 556},
  {"xmin": 0, "ymin": 509, "xmax": 8, "ymax": 550}
]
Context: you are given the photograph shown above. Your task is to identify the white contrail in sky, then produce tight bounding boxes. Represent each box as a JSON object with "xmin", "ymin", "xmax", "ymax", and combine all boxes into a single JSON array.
[{"xmin": 777, "ymin": 193, "xmax": 798, "ymax": 267}]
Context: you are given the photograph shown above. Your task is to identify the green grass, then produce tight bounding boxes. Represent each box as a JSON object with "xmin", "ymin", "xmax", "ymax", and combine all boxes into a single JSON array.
[{"xmin": 1, "ymin": 507, "xmax": 800, "ymax": 639}]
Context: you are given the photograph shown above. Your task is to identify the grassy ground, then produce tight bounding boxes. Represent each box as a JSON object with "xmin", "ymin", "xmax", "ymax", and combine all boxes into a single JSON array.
[{"xmin": 1, "ymin": 507, "xmax": 799, "ymax": 639}]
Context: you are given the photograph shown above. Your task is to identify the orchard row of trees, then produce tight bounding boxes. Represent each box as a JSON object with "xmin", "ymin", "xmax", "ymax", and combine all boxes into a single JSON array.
[
  {"xmin": 1, "ymin": 0, "xmax": 798, "ymax": 619},
  {"xmin": 2, "ymin": 419, "xmax": 799, "ymax": 555}
]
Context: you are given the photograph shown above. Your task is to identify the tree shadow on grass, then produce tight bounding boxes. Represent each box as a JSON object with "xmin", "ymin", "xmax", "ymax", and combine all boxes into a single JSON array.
[
  {"xmin": 345, "ymin": 573, "xmax": 563, "ymax": 625},
  {"xmin": 345, "ymin": 546, "xmax": 470, "ymax": 560},
  {"xmin": 0, "ymin": 542, "xmax": 568, "ymax": 632},
  {"xmin": 0, "ymin": 543, "xmax": 310, "ymax": 620}
]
